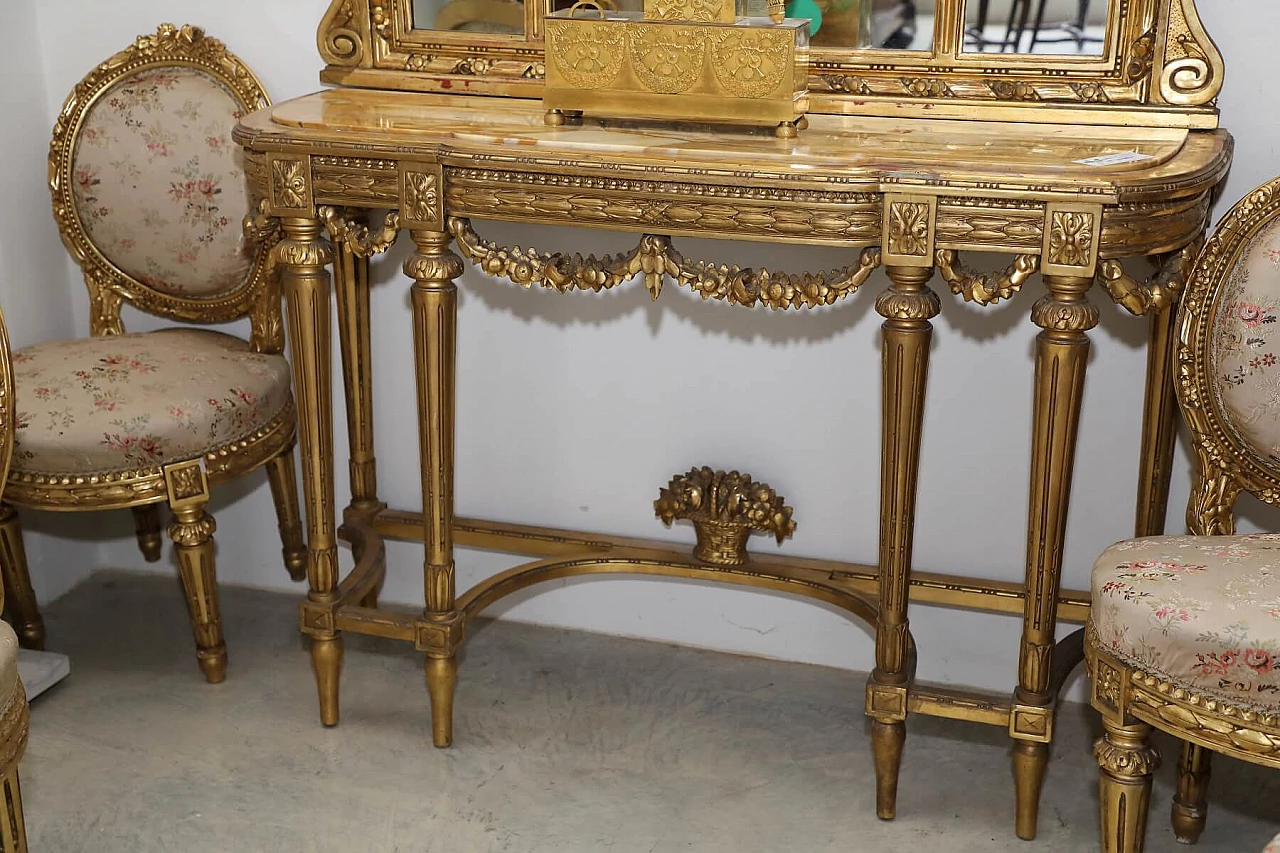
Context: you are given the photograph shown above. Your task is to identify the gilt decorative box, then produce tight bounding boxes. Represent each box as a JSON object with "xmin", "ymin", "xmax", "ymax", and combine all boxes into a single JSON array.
[{"xmin": 543, "ymin": 0, "xmax": 810, "ymax": 137}]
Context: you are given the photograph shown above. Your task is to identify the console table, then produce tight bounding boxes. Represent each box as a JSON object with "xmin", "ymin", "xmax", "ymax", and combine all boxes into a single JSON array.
[{"xmin": 236, "ymin": 0, "xmax": 1232, "ymax": 839}]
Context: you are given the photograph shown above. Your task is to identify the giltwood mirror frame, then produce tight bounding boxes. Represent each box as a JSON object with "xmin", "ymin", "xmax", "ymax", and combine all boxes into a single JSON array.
[{"xmin": 318, "ymin": 0, "xmax": 1222, "ymax": 127}]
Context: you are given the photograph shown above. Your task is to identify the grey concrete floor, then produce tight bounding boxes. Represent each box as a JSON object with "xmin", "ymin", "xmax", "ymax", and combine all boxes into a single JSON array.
[{"xmin": 19, "ymin": 571, "xmax": 1280, "ymax": 851}]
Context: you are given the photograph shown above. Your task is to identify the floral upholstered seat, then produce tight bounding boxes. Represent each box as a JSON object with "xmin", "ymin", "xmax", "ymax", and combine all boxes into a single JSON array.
[
  {"xmin": 1092, "ymin": 534, "xmax": 1280, "ymax": 713},
  {"xmin": 1087, "ymin": 179, "xmax": 1280, "ymax": 853},
  {"xmin": 12, "ymin": 329, "xmax": 292, "ymax": 475}
]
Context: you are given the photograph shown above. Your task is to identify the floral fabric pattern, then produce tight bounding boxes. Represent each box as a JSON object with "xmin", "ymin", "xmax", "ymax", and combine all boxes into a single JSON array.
[
  {"xmin": 1093, "ymin": 534, "xmax": 1280, "ymax": 712},
  {"xmin": 1213, "ymin": 219, "xmax": 1280, "ymax": 459},
  {"xmin": 72, "ymin": 67, "xmax": 253, "ymax": 297},
  {"xmin": 13, "ymin": 330, "xmax": 291, "ymax": 475},
  {"xmin": 1264, "ymin": 832, "xmax": 1280, "ymax": 853}
]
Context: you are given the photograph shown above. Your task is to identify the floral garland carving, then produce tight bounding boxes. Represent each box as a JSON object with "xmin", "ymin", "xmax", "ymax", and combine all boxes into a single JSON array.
[
  {"xmin": 935, "ymin": 249, "xmax": 1038, "ymax": 306},
  {"xmin": 1098, "ymin": 239, "xmax": 1201, "ymax": 316},
  {"xmin": 449, "ymin": 217, "xmax": 882, "ymax": 310},
  {"xmin": 320, "ymin": 206, "xmax": 402, "ymax": 258}
]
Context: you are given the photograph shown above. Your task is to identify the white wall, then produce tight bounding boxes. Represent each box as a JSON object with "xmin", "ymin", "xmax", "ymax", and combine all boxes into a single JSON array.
[
  {"xmin": 0, "ymin": 3, "xmax": 106, "ymax": 604},
  {"xmin": 16, "ymin": 1, "xmax": 1280, "ymax": 699}
]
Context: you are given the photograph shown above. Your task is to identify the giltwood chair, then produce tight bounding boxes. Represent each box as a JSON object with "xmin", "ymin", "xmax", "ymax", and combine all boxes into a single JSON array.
[
  {"xmin": 0, "ymin": 24, "xmax": 305, "ymax": 684},
  {"xmin": 1088, "ymin": 179, "xmax": 1280, "ymax": 851},
  {"xmin": 0, "ymin": 308, "xmax": 31, "ymax": 852}
]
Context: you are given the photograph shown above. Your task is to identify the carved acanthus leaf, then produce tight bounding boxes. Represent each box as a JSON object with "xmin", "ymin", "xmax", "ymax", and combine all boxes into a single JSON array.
[{"xmin": 1093, "ymin": 735, "xmax": 1161, "ymax": 777}]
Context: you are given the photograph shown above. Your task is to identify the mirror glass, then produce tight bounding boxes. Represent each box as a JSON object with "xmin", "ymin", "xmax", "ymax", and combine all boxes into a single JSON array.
[
  {"xmin": 413, "ymin": 0, "xmax": 526, "ymax": 33},
  {"xmin": 812, "ymin": 0, "xmax": 933, "ymax": 50},
  {"xmin": 963, "ymin": 0, "xmax": 1107, "ymax": 54}
]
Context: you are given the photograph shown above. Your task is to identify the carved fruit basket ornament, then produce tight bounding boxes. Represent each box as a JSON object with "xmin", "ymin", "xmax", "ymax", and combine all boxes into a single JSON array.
[
  {"xmin": 655, "ymin": 467, "xmax": 796, "ymax": 565},
  {"xmin": 543, "ymin": 0, "xmax": 810, "ymax": 137}
]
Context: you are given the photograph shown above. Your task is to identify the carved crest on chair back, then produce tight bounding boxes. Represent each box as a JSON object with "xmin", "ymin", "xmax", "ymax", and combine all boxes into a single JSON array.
[
  {"xmin": 1177, "ymin": 179, "xmax": 1280, "ymax": 528},
  {"xmin": 48, "ymin": 24, "xmax": 282, "ymax": 352}
]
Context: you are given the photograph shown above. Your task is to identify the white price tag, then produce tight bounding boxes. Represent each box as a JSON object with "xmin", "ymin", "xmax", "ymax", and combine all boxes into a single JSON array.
[{"xmin": 1072, "ymin": 150, "xmax": 1153, "ymax": 167}]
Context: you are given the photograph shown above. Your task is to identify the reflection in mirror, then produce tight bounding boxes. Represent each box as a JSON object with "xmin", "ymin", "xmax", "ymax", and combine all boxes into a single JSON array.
[
  {"xmin": 413, "ymin": 0, "xmax": 525, "ymax": 33},
  {"xmin": 736, "ymin": 0, "xmax": 931, "ymax": 49},
  {"xmin": 964, "ymin": 0, "xmax": 1106, "ymax": 54}
]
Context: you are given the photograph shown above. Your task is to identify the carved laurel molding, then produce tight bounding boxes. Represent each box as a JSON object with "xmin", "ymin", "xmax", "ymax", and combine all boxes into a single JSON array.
[{"xmin": 1088, "ymin": 630, "xmax": 1280, "ymax": 768}]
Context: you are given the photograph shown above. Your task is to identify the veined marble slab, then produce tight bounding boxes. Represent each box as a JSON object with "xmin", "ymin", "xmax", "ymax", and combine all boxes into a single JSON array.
[{"xmin": 18, "ymin": 649, "xmax": 70, "ymax": 701}]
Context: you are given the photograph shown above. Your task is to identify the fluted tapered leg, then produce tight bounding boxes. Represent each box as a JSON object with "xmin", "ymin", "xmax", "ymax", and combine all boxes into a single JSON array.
[
  {"xmin": 132, "ymin": 504, "xmax": 164, "ymax": 563},
  {"xmin": 1097, "ymin": 719, "xmax": 1159, "ymax": 853},
  {"xmin": 408, "ymin": 228, "xmax": 463, "ymax": 748},
  {"xmin": 0, "ymin": 765, "xmax": 27, "ymax": 853},
  {"xmin": 868, "ymin": 264, "xmax": 939, "ymax": 820},
  {"xmin": 1172, "ymin": 741, "xmax": 1211, "ymax": 844},
  {"xmin": 0, "ymin": 506, "xmax": 42, "ymax": 651},
  {"xmin": 333, "ymin": 231, "xmax": 382, "ymax": 609},
  {"xmin": 276, "ymin": 218, "xmax": 343, "ymax": 725},
  {"xmin": 1015, "ymin": 273, "xmax": 1098, "ymax": 839},
  {"xmin": 169, "ymin": 501, "xmax": 225, "ymax": 683},
  {"xmin": 1134, "ymin": 303, "xmax": 1179, "ymax": 538},
  {"xmin": 265, "ymin": 448, "xmax": 308, "ymax": 582}
]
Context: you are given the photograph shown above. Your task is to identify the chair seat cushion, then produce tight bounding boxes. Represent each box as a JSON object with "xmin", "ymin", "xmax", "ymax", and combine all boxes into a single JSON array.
[
  {"xmin": 0, "ymin": 622, "xmax": 18, "ymax": 711},
  {"xmin": 1093, "ymin": 534, "xmax": 1280, "ymax": 712},
  {"xmin": 13, "ymin": 329, "xmax": 292, "ymax": 475}
]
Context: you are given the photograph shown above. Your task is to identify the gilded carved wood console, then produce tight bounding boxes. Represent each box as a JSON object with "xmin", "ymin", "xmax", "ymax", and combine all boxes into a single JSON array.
[{"xmin": 235, "ymin": 0, "xmax": 1231, "ymax": 839}]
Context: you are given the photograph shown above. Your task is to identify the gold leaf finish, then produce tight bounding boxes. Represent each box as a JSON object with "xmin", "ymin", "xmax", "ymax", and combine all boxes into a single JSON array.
[
  {"xmin": 888, "ymin": 202, "xmax": 930, "ymax": 257},
  {"xmin": 936, "ymin": 250, "xmax": 1039, "ymax": 306},
  {"xmin": 655, "ymin": 467, "xmax": 796, "ymax": 566},
  {"xmin": 546, "ymin": 20, "xmax": 626, "ymax": 90},
  {"xmin": 248, "ymin": 2, "xmax": 1234, "ymax": 840},
  {"xmin": 1047, "ymin": 211, "xmax": 1095, "ymax": 269},
  {"xmin": 272, "ymin": 158, "xmax": 311, "ymax": 210}
]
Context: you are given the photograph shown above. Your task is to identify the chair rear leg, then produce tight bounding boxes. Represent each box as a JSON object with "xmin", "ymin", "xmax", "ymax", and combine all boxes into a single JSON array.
[
  {"xmin": 132, "ymin": 504, "xmax": 164, "ymax": 562},
  {"xmin": 265, "ymin": 448, "xmax": 307, "ymax": 583},
  {"xmin": 169, "ymin": 500, "xmax": 226, "ymax": 683},
  {"xmin": 1172, "ymin": 741, "xmax": 1211, "ymax": 844},
  {"xmin": 0, "ymin": 506, "xmax": 44, "ymax": 651}
]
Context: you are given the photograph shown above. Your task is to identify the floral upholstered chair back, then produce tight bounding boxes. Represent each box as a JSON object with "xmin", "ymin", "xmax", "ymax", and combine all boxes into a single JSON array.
[
  {"xmin": 1178, "ymin": 178, "xmax": 1280, "ymax": 536},
  {"xmin": 48, "ymin": 24, "xmax": 280, "ymax": 349}
]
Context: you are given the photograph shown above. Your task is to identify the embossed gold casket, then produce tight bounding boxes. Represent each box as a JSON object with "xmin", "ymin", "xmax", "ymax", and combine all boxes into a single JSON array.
[{"xmin": 543, "ymin": 4, "xmax": 810, "ymax": 133}]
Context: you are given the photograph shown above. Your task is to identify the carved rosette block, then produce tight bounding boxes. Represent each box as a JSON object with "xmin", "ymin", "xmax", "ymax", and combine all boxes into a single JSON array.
[{"xmin": 655, "ymin": 467, "xmax": 795, "ymax": 566}]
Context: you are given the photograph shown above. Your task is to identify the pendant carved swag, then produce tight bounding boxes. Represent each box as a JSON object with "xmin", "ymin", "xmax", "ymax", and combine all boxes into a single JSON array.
[{"xmin": 236, "ymin": 0, "xmax": 1229, "ymax": 841}]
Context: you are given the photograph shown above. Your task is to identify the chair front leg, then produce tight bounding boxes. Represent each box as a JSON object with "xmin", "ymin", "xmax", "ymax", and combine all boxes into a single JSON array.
[
  {"xmin": 1096, "ymin": 719, "xmax": 1159, "ymax": 853},
  {"xmin": 0, "ymin": 764, "xmax": 26, "ymax": 853},
  {"xmin": 0, "ymin": 506, "xmax": 44, "ymax": 651},
  {"xmin": 265, "ymin": 446, "xmax": 308, "ymax": 582},
  {"xmin": 169, "ymin": 500, "xmax": 225, "ymax": 683}
]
